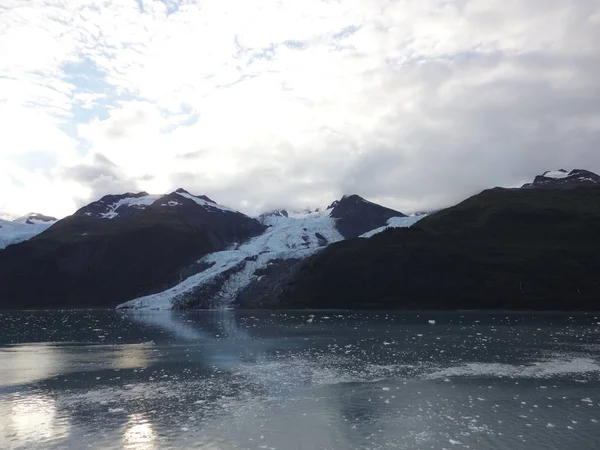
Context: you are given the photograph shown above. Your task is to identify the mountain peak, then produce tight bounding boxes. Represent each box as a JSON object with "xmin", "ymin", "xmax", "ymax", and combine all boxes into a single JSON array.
[
  {"xmin": 172, "ymin": 189, "xmax": 216, "ymax": 204},
  {"xmin": 327, "ymin": 194, "xmax": 406, "ymax": 238},
  {"xmin": 326, "ymin": 194, "xmax": 367, "ymax": 210},
  {"xmin": 13, "ymin": 213, "xmax": 57, "ymax": 225},
  {"xmin": 75, "ymin": 191, "xmax": 160, "ymax": 220},
  {"xmin": 523, "ymin": 169, "xmax": 600, "ymax": 189}
]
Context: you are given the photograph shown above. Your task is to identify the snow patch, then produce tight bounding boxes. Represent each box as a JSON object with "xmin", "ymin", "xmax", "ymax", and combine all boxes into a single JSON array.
[
  {"xmin": 359, "ymin": 215, "xmax": 426, "ymax": 238},
  {"xmin": 99, "ymin": 195, "xmax": 162, "ymax": 219},
  {"xmin": 176, "ymin": 191, "xmax": 238, "ymax": 214},
  {"xmin": 542, "ymin": 170, "xmax": 570, "ymax": 179},
  {"xmin": 285, "ymin": 208, "xmax": 332, "ymax": 219}
]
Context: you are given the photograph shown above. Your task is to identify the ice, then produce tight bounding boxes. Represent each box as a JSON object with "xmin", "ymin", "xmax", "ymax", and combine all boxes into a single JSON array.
[
  {"xmin": 0, "ymin": 218, "xmax": 55, "ymax": 249},
  {"xmin": 542, "ymin": 170, "xmax": 570, "ymax": 179},
  {"xmin": 359, "ymin": 215, "xmax": 426, "ymax": 238},
  {"xmin": 118, "ymin": 215, "xmax": 344, "ymax": 309},
  {"xmin": 99, "ymin": 195, "xmax": 162, "ymax": 219},
  {"xmin": 176, "ymin": 191, "xmax": 238, "ymax": 214},
  {"xmin": 425, "ymin": 357, "xmax": 600, "ymax": 380}
]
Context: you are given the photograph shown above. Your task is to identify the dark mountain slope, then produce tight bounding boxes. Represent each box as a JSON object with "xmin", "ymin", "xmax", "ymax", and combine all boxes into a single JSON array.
[
  {"xmin": 279, "ymin": 186, "xmax": 600, "ymax": 310},
  {"xmin": 522, "ymin": 169, "xmax": 600, "ymax": 189},
  {"xmin": 328, "ymin": 194, "xmax": 405, "ymax": 238},
  {"xmin": 0, "ymin": 190, "xmax": 265, "ymax": 309}
]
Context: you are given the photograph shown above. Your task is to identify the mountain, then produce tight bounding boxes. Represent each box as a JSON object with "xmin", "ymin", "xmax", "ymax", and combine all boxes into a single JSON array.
[
  {"xmin": 522, "ymin": 169, "xmax": 600, "ymax": 189},
  {"xmin": 327, "ymin": 194, "xmax": 406, "ymax": 239},
  {"xmin": 0, "ymin": 213, "xmax": 57, "ymax": 250},
  {"xmin": 277, "ymin": 171, "xmax": 600, "ymax": 310},
  {"xmin": 118, "ymin": 213, "xmax": 345, "ymax": 309},
  {"xmin": 13, "ymin": 213, "xmax": 58, "ymax": 225},
  {"xmin": 73, "ymin": 191, "xmax": 161, "ymax": 220},
  {"xmin": 0, "ymin": 189, "xmax": 265, "ymax": 309},
  {"xmin": 118, "ymin": 194, "xmax": 411, "ymax": 309}
]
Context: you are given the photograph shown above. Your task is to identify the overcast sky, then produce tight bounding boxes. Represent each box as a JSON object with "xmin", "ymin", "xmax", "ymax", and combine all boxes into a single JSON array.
[{"xmin": 1, "ymin": 0, "xmax": 599, "ymax": 218}]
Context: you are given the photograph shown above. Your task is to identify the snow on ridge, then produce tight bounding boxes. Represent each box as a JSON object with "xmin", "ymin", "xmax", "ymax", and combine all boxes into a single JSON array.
[
  {"xmin": 359, "ymin": 215, "xmax": 426, "ymax": 238},
  {"xmin": 176, "ymin": 191, "xmax": 239, "ymax": 214},
  {"xmin": 285, "ymin": 208, "xmax": 332, "ymax": 219},
  {"xmin": 100, "ymin": 195, "xmax": 162, "ymax": 219},
  {"xmin": 542, "ymin": 170, "xmax": 570, "ymax": 179},
  {"xmin": 118, "ymin": 215, "xmax": 344, "ymax": 310}
]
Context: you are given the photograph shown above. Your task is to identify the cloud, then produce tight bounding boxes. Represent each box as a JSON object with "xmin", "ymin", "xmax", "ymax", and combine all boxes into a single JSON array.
[
  {"xmin": 62, "ymin": 153, "xmax": 140, "ymax": 208},
  {"xmin": 1, "ymin": 0, "xmax": 599, "ymax": 217}
]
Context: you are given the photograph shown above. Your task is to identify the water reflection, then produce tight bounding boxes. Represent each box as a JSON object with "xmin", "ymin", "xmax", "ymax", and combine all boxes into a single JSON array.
[
  {"xmin": 125, "ymin": 310, "xmax": 261, "ymax": 370},
  {"xmin": 1, "ymin": 311, "xmax": 600, "ymax": 449},
  {"xmin": 0, "ymin": 344, "xmax": 61, "ymax": 387},
  {"xmin": 110, "ymin": 343, "xmax": 153, "ymax": 370},
  {"xmin": 123, "ymin": 413, "xmax": 156, "ymax": 450},
  {"xmin": 1, "ymin": 393, "xmax": 70, "ymax": 446}
]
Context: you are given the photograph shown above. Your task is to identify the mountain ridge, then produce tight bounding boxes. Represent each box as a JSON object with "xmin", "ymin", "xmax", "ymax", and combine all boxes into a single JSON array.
[{"xmin": 2, "ymin": 169, "xmax": 599, "ymax": 310}]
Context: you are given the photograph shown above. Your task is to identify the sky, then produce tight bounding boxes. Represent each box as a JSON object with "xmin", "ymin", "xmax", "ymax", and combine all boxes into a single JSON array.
[{"xmin": 1, "ymin": 0, "xmax": 599, "ymax": 219}]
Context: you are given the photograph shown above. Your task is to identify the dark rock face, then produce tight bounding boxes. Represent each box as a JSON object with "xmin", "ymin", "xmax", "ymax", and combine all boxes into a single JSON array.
[
  {"xmin": 522, "ymin": 169, "xmax": 600, "ymax": 189},
  {"xmin": 235, "ymin": 259, "xmax": 306, "ymax": 309},
  {"xmin": 329, "ymin": 194, "xmax": 406, "ymax": 239},
  {"xmin": 278, "ymin": 186, "xmax": 600, "ymax": 310},
  {"xmin": 74, "ymin": 192, "xmax": 152, "ymax": 220},
  {"xmin": 0, "ymin": 189, "xmax": 265, "ymax": 309}
]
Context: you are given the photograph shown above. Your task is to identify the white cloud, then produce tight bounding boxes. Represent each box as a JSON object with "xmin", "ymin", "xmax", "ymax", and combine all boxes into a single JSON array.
[{"xmin": 0, "ymin": 0, "xmax": 599, "ymax": 217}]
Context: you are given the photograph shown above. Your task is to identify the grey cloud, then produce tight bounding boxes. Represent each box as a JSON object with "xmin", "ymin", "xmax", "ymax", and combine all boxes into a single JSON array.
[
  {"xmin": 54, "ymin": 0, "xmax": 600, "ymax": 217},
  {"xmin": 62, "ymin": 153, "xmax": 139, "ymax": 208},
  {"xmin": 173, "ymin": 40, "xmax": 599, "ymax": 215}
]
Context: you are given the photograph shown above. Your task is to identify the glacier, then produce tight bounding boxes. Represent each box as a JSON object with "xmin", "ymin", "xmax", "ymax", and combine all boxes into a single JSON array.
[
  {"xmin": 117, "ymin": 215, "xmax": 345, "ymax": 310},
  {"xmin": 0, "ymin": 219, "xmax": 55, "ymax": 250},
  {"xmin": 117, "ymin": 205, "xmax": 426, "ymax": 310}
]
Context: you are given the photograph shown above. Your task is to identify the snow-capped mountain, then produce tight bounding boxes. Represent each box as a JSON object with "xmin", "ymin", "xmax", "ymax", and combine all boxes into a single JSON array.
[
  {"xmin": 0, "ymin": 189, "xmax": 265, "ymax": 309},
  {"xmin": 0, "ymin": 213, "xmax": 57, "ymax": 250},
  {"xmin": 13, "ymin": 212, "xmax": 57, "ymax": 224},
  {"xmin": 74, "ymin": 192, "xmax": 162, "ymax": 220},
  {"xmin": 522, "ymin": 169, "xmax": 600, "ymax": 189},
  {"xmin": 118, "ymin": 194, "xmax": 411, "ymax": 310},
  {"xmin": 328, "ymin": 194, "xmax": 407, "ymax": 238}
]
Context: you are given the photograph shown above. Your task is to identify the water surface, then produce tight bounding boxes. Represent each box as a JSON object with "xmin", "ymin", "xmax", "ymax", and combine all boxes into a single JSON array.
[{"xmin": 1, "ymin": 310, "xmax": 600, "ymax": 449}]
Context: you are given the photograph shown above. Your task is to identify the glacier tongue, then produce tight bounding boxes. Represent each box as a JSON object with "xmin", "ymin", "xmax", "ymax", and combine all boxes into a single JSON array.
[
  {"xmin": 359, "ymin": 215, "xmax": 426, "ymax": 238},
  {"xmin": 117, "ymin": 215, "xmax": 344, "ymax": 310}
]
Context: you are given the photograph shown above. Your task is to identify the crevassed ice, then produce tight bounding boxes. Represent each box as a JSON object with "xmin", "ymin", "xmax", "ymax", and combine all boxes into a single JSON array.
[
  {"xmin": 118, "ymin": 215, "xmax": 344, "ymax": 310},
  {"xmin": 0, "ymin": 219, "xmax": 54, "ymax": 249}
]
